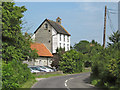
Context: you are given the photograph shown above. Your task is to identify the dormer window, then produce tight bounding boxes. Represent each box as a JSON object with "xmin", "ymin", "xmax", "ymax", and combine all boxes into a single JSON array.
[{"xmin": 44, "ymin": 23, "xmax": 48, "ymax": 29}]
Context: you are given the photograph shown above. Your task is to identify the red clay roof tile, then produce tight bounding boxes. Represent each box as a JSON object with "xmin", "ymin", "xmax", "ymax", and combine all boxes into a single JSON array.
[{"xmin": 31, "ymin": 43, "xmax": 53, "ymax": 57}]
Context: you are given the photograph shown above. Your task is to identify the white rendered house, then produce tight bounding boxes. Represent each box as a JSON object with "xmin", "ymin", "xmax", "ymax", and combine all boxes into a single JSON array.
[{"xmin": 31, "ymin": 17, "xmax": 71, "ymax": 54}]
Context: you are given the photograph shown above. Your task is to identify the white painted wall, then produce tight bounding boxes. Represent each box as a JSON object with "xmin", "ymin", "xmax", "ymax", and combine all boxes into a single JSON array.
[
  {"xmin": 35, "ymin": 57, "xmax": 53, "ymax": 67},
  {"xmin": 53, "ymin": 33, "xmax": 70, "ymax": 52},
  {"xmin": 52, "ymin": 28, "xmax": 58, "ymax": 53},
  {"xmin": 23, "ymin": 57, "xmax": 52, "ymax": 66}
]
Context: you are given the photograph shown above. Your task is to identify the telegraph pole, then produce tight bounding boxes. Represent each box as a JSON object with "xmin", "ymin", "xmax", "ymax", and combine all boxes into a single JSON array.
[{"xmin": 103, "ymin": 6, "xmax": 107, "ymax": 48}]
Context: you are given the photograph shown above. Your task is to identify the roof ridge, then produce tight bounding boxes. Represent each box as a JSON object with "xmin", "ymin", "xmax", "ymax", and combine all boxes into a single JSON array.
[
  {"xmin": 59, "ymin": 24, "xmax": 71, "ymax": 36},
  {"xmin": 47, "ymin": 19, "xmax": 71, "ymax": 36}
]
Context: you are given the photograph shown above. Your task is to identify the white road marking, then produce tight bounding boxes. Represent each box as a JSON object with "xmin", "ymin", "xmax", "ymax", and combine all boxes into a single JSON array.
[
  {"xmin": 64, "ymin": 74, "xmax": 95, "ymax": 89},
  {"xmin": 64, "ymin": 77, "xmax": 75, "ymax": 90},
  {"xmin": 65, "ymin": 80, "xmax": 68, "ymax": 83},
  {"xmin": 64, "ymin": 75, "xmax": 83, "ymax": 89},
  {"xmin": 64, "ymin": 79, "xmax": 70, "ymax": 90}
]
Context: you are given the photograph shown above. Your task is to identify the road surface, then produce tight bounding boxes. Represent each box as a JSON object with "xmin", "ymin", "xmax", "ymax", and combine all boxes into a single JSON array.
[{"xmin": 32, "ymin": 72, "xmax": 101, "ymax": 89}]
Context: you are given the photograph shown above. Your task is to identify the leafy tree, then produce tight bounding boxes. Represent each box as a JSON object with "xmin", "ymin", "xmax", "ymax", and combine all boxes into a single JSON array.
[
  {"xmin": 91, "ymin": 30, "xmax": 120, "ymax": 88},
  {"xmin": 74, "ymin": 40, "xmax": 90, "ymax": 54},
  {"xmin": 109, "ymin": 30, "xmax": 120, "ymax": 44},
  {"xmin": 51, "ymin": 47, "xmax": 65, "ymax": 70},
  {"xmin": 74, "ymin": 40, "xmax": 103, "ymax": 67},
  {"xmin": 59, "ymin": 50, "xmax": 84, "ymax": 73},
  {"xmin": 2, "ymin": 2, "xmax": 38, "ymax": 89}
]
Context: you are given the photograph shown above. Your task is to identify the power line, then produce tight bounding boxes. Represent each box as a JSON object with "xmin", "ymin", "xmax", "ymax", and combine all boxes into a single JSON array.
[
  {"xmin": 107, "ymin": 8, "xmax": 118, "ymax": 14},
  {"xmin": 107, "ymin": 8, "xmax": 118, "ymax": 12},
  {"xmin": 107, "ymin": 10, "xmax": 116, "ymax": 32}
]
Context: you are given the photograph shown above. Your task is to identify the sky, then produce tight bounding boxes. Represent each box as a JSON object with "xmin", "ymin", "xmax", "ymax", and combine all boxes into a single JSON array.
[{"xmin": 15, "ymin": 2, "xmax": 118, "ymax": 46}]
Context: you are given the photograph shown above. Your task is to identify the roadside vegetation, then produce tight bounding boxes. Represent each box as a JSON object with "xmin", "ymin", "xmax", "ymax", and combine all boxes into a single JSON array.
[
  {"xmin": 22, "ymin": 68, "xmax": 90, "ymax": 88},
  {"xmin": 2, "ymin": 2, "xmax": 38, "ymax": 89},
  {"xmin": 2, "ymin": 1, "xmax": 120, "ymax": 89},
  {"xmin": 57, "ymin": 30, "xmax": 120, "ymax": 89},
  {"xmin": 90, "ymin": 30, "xmax": 120, "ymax": 89}
]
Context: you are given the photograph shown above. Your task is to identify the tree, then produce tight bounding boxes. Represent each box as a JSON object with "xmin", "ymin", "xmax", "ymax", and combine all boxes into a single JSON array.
[
  {"xmin": 2, "ymin": 2, "xmax": 38, "ymax": 89},
  {"xmin": 74, "ymin": 40, "xmax": 90, "ymax": 54},
  {"xmin": 2, "ymin": 2, "xmax": 38, "ymax": 62},
  {"xmin": 108, "ymin": 30, "xmax": 120, "ymax": 45},
  {"xmin": 91, "ymin": 30, "xmax": 120, "ymax": 88},
  {"xmin": 59, "ymin": 50, "xmax": 84, "ymax": 73},
  {"xmin": 51, "ymin": 47, "xmax": 65, "ymax": 70}
]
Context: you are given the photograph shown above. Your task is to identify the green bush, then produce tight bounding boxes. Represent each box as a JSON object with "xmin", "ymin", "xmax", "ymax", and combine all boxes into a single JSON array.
[
  {"xmin": 2, "ymin": 60, "xmax": 31, "ymax": 89},
  {"xmin": 59, "ymin": 50, "xmax": 84, "ymax": 73},
  {"xmin": 91, "ymin": 30, "xmax": 120, "ymax": 88}
]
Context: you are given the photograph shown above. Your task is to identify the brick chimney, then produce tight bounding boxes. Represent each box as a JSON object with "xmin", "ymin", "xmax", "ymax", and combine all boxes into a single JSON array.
[{"xmin": 56, "ymin": 17, "xmax": 61, "ymax": 24}]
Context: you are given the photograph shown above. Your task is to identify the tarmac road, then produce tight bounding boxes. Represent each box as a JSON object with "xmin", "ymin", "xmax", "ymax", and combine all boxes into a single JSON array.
[{"xmin": 31, "ymin": 72, "xmax": 102, "ymax": 90}]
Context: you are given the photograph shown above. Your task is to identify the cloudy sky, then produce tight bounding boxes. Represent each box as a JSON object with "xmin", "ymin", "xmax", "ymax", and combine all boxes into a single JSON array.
[{"xmin": 15, "ymin": 2, "xmax": 118, "ymax": 46}]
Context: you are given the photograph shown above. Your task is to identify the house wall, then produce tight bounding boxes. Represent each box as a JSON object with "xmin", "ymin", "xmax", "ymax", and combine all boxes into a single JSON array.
[
  {"xmin": 35, "ymin": 57, "xmax": 53, "ymax": 66},
  {"xmin": 31, "ymin": 34, "xmax": 35, "ymax": 42},
  {"xmin": 23, "ymin": 57, "xmax": 53, "ymax": 67},
  {"xmin": 52, "ymin": 33, "xmax": 70, "ymax": 53},
  {"xmin": 52, "ymin": 28, "xmax": 58, "ymax": 53},
  {"xmin": 57, "ymin": 34, "xmax": 70, "ymax": 51},
  {"xmin": 35, "ymin": 21, "xmax": 52, "ymax": 52},
  {"xmin": 33, "ymin": 20, "xmax": 71, "ymax": 54}
]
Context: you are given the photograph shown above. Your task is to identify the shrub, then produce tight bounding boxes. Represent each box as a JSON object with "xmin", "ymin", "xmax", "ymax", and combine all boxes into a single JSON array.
[
  {"xmin": 59, "ymin": 50, "xmax": 84, "ymax": 73},
  {"xmin": 2, "ymin": 60, "xmax": 31, "ymax": 89}
]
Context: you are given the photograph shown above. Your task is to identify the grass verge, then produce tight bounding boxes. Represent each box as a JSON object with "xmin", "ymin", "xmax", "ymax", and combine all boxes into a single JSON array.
[
  {"xmin": 34, "ymin": 73, "xmax": 66, "ymax": 78},
  {"xmin": 20, "ymin": 73, "xmax": 65, "ymax": 88},
  {"xmin": 83, "ymin": 67, "xmax": 91, "ymax": 72},
  {"xmin": 20, "ymin": 76, "xmax": 36, "ymax": 88},
  {"xmin": 21, "ymin": 68, "xmax": 91, "ymax": 88}
]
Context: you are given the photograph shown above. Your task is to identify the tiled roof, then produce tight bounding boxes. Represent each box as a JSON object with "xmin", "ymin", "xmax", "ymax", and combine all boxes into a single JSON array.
[
  {"xmin": 30, "ymin": 43, "xmax": 53, "ymax": 57},
  {"xmin": 47, "ymin": 19, "xmax": 71, "ymax": 36},
  {"xmin": 34, "ymin": 19, "xmax": 71, "ymax": 36}
]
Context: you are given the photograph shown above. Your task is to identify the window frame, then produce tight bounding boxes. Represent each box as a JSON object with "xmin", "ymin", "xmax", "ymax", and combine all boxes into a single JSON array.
[
  {"xmin": 64, "ymin": 35, "xmax": 65, "ymax": 42},
  {"xmin": 60, "ymin": 34, "xmax": 61, "ymax": 41},
  {"xmin": 44, "ymin": 23, "xmax": 48, "ymax": 29},
  {"xmin": 67, "ymin": 36, "xmax": 69, "ymax": 42}
]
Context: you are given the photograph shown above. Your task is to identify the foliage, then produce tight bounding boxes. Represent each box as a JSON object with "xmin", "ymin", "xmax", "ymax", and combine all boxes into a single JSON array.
[
  {"xmin": 74, "ymin": 40, "xmax": 90, "ymax": 54},
  {"xmin": 2, "ymin": 60, "xmax": 32, "ymax": 89},
  {"xmin": 20, "ymin": 75, "xmax": 36, "ymax": 88},
  {"xmin": 108, "ymin": 30, "xmax": 120, "ymax": 44},
  {"xmin": 2, "ymin": 2, "xmax": 38, "ymax": 89},
  {"xmin": 59, "ymin": 50, "xmax": 84, "ymax": 73},
  {"xmin": 91, "ymin": 30, "xmax": 120, "ymax": 88},
  {"xmin": 51, "ymin": 47, "xmax": 65, "ymax": 70},
  {"xmin": 74, "ymin": 40, "xmax": 103, "ymax": 67}
]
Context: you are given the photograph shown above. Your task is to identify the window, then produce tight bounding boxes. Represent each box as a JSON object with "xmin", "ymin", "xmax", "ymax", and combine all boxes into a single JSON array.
[
  {"xmin": 67, "ymin": 44, "xmax": 69, "ymax": 50},
  {"xmin": 60, "ymin": 34, "xmax": 61, "ymax": 41},
  {"xmin": 59, "ymin": 43, "xmax": 61, "ymax": 48},
  {"xmin": 39, "ymin": 60, "xmax": 41, "ymax": 64},
  {"xmin": 67, "ymin": 36, "xmax": 69, "ymax": 42},
  {"xmin": 64, "ymin": 43, "xmax": 65, "ymax": 48},
  {"xmin": 48, "ymin": 40, "xmax": 50, "ymax": 43},
  {"xmin": 64, "ymin": 35, "xmax": 65, "ymax": 42},
  {"xmin": 44, "ymin": 23, "xmax": 48, "ymax": 29}
]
